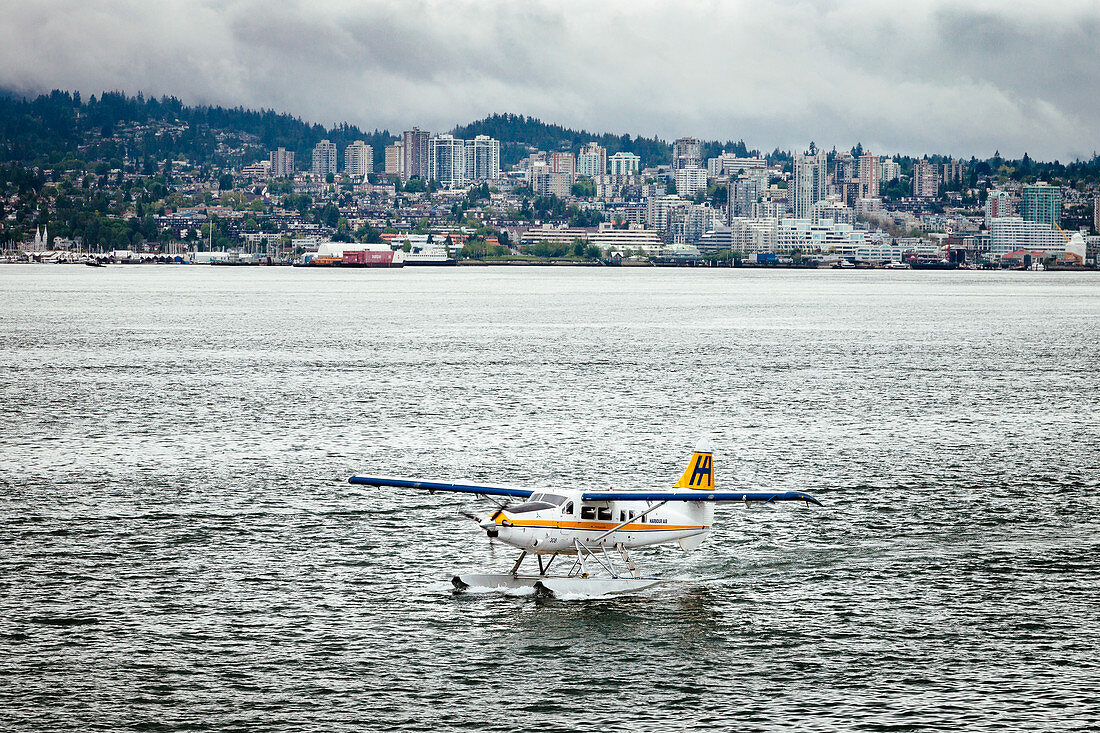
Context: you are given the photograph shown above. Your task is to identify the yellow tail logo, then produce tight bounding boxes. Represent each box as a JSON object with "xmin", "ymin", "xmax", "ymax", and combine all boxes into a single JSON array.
[{"xmin": 675, "ymin": 450, "xmax": 714, "ymax": 490}]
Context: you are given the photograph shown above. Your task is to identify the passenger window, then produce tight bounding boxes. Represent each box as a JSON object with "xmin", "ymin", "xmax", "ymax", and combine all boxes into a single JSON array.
[
  {"xmin": 597, "ymin": 507, "xmax": 612, "ymax": 521},
  {"xmin": 619, "ymin": 511, "xmax": 626, "ymax": 522},
  {"xmin": 628, "ymin": 510, "xmax": 636, "ymax": 520},
  {"xmin": 564, "ymin": 502, "xmax": 573, "ymax": 515},
  {"xmin": 580, "ymin": 506, "xmax": 596, "ymax": 520}
]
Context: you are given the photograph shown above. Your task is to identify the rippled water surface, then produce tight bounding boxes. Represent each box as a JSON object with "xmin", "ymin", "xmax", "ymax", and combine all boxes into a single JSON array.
[{"xmin": 2, "ymin": 265, "xmax": 1099, "ymax": 731}]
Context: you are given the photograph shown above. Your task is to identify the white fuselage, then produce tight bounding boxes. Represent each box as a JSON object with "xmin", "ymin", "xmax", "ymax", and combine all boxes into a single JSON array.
[{"xmin": 485, "ymin": 490, "xmax": 713, "ymax": 554}]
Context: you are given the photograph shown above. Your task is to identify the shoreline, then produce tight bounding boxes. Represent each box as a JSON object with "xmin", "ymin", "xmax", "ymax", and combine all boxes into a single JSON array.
[{"xmin": 2, "ymin": 259, "xmax": 1096, "ymax": 272}]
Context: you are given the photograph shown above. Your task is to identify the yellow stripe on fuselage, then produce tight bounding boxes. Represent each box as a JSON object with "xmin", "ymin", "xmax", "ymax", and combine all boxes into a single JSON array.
[{"xmin": 498, "ymin": 516, "xmax": 707, "ymax": 532}]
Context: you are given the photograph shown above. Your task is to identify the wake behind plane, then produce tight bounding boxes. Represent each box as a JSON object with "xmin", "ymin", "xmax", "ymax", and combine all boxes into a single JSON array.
[{"xmin": 349, "ymin": 441, "xmax": 821, "ymax": 596}]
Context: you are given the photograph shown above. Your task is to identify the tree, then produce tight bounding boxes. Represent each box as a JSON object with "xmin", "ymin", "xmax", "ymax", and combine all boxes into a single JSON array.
[
  {"xmin": 571, "ymin": 179, "xmax": 596, "ymax": 198},
  {"xmin": 218, "ymin": 173, "xmax": 233, "ymax": 190}
]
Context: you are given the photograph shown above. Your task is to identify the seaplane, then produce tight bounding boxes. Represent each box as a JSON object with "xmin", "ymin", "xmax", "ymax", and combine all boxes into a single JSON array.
[{"xmin": 349, "ymin": 441, "xmax": 822, "ymax": 596}]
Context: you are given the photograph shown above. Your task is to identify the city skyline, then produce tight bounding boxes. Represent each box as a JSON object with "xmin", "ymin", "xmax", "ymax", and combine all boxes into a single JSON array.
[{"xmin": 2, "ymin": 1, "xmax": 1099, "ymax": 161}]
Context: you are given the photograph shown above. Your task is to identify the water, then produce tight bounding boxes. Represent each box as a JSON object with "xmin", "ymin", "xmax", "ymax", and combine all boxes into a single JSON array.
[{"xmin": 1, "ymin": 265, "xmax": 1098, "ymax": 731}]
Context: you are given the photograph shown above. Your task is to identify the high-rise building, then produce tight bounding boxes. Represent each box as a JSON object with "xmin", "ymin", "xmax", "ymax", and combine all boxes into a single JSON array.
[
  {"xmin": 530, "ymin": 164, "xmax": 572, "ymax": 197},
  {"xmin": 858, "ymin": 152, "xmax": 880, "ymax": 199},
  {"xmin": 985, "ymin": 190, "xmax": 1011, "ymax": 228},
  {"xmin": 912, "ymin": 160, "xmax": 939, "ymax": 198},
  {"xmin": 344, "ymin": 141, "xmax": 373, "ymax": 178},
  {"xmin": 385, "ymin": 142, "xmax": 404, "ymax": 175},
  {"xmin": 402, "ymin": 127, "xmax": 430, "ymax": 180},
  {"xmin": 577, "ymin": 142, "xmax": 607, "ymax": 177},
  {"xmin": 609, "ymin": 152, "xmax": 641, "ymax": 176},
  {"xmin": 672, "ymin": 137, "xmax": 702, "ymax": 171},
  {"xmin": 834, "ymin": 152, "xmax": 857, "ymax": 184},
  {"xmin": 311, "ymin": 139, "xmax": 337, "ymax": 177},
  {"xmin": 312, "ymin": 140, "xmax": 338, "ymax": 177},
  {"xmin": 879, "ymin": 159, "xmax": 901, "ymax": 182},
  {"xmin": 942, "ymin": 159, "xmax": 965, "ymax": 187},
  {"xmin": 675, "ymin": 166, "xmax": 707, "ymax": 198},
  {"xmin": 1094, "ymin": 196, "xmax": 1100, "ymax": 235},
  {"xmin": 1020, "ymin": 182, "xmax": 1062, "ymax": 227},
  {"xmin": 429, "ymin": 134, "xmax": 466, "ymax": 187},
  {"xmin": 270, "ymin": 147, "xmax": 295, "ymax": 178},
  {"xmin": 728, "ymin": 176, "xmax": 764, "ymax": 222},
  {"xmin": 790, "ymin": 150, "xmax": 828, "ymax": 219},
  {"xmin": 549, "ymin": 152, "xmax": 576, "ymax": 182},
  {"xmin": 464, "ymin": 135, "xmax": 501, "ymax": 181}
]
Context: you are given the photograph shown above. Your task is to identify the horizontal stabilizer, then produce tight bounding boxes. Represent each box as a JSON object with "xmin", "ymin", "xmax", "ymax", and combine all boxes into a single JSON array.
[
  {"xmin": 348, "ymin": 475, "xmax": 534, "ymax": 499},
  {"xmin": 581, "ymin": 490, "xmax": 822, "ymax": 506}
]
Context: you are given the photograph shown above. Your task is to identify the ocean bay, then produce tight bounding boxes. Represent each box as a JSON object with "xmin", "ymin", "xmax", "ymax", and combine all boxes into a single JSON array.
[{"xmin": 1, "ymin": 265, "xmax": 1098, "ymax": 731}]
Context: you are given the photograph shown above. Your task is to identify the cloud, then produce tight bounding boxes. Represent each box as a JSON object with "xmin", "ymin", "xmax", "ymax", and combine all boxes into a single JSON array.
[{"xmin": 1, "ymin": 0, "xmax": 1097, "ymax": 159}]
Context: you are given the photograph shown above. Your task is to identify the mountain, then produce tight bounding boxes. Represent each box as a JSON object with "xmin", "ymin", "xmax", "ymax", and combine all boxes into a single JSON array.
[
  {"xmin": 451, "ymin": 112, "xmax": 760, "ymax": 167},
  {"xmin": 0, "ymin": 89, "xmax": 396, "ymax": 171},
  {"xmin": 1, "ymin": 89, "xmax": 1099, "ymax": 183}
]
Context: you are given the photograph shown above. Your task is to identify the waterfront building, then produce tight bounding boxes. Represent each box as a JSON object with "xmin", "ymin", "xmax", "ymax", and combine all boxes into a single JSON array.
[
  {"xmin": 429, "ymin": 134, "xmax": 467, "ymax": 187},
  {"xmin": 464, "ymin": 135, "xmax": 501, "ymax": 181},
  {"xmin": 385, "ymin": 143, "xmax": 404, "ymax": 175},
  {"xmin": 699, "ymin": 219, "xmax": 778, "ymax": 255},
  {"xmin": 344, "ymin": 141, "xmax": 374, "ymax": 178},
  {"xmin": 879, "ymin": 158, "xmax": 901, "ymax": 182},
  {"xmin": 1087, "ymin": 234, "xmax": 1100, "ymax": 263},
  {"xmin": 791, "ymin": 150, "xmax": 828, "ymax": 219},
  {"xmin": 672, "ymin": 137, "xmax": 702, "ymax": 171},
  {"xmin": 989, "ymin": 216, "xmax": 1067, "ymax": 258},
  {"xmin": 609, "ymin": 152, "xmax": 641, "ymax": 176},
  {"xmin": 912, "ymin": 160, "xmax": 939, "ymax": 198},
  {"xmin": 985, "ymin": 190, "xmax": 1012, "ymax": 228},
  {"xmin": 591, "ymin": 222, "xmax": 665, "ymax": 255},
  {"xmin": 858, "ymin": 152, "xmax": 880, "ymax": 199},
  {"xmin": 270, "ymin": 147, "xmax": 295, "ymax": 178},
  {"xmin": 1020, "ymin": 182, "xmax": 1062, "ymax": 227},
  {"xmin": 577, "ymin": 142, "xmax": 607, "ymax": 178},
  {"xmin": 675, "ymin": 166, "xmax": 707, "ymax": 198},
  {"xmin": 777, "ymin": 218, "xmax": 866, "ymax": 257},
  {"xmin": 311, "ymin": 139, "xmax": 338, "ymax": 177},
  {"xmin": 1095, "ymin": 196, "xmax": 1100, "ymax": 235},
  {"xmin": 402, "ymin": 127, "xmax": 430, "ymax": 180}
]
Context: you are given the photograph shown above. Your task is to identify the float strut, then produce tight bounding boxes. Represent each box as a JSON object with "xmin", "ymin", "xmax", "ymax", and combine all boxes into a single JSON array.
[{"xmin": 509, "ymin": 551, "xmax": 527, "ymax": 575}]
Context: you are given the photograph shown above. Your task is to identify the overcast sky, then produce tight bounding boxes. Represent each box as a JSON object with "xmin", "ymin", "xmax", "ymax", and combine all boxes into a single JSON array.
[{"xmin": 2, "ymin": 0, "xmax": 1097, "ymax": 160}]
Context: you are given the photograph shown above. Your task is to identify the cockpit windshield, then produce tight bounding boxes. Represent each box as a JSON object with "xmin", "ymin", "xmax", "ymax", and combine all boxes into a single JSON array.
[{"xmin": 508, "ymin": 492, "xmax": 568, "ymax": 514}]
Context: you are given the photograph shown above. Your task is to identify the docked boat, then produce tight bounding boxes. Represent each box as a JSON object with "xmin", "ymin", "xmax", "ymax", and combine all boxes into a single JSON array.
[
  {"xmin": 404, "ymin": 246, "xmax": 456, "ymax": 266},
  {"xmin": 907, "ymin": 258, "xmax": 958, "ymax": 270}
]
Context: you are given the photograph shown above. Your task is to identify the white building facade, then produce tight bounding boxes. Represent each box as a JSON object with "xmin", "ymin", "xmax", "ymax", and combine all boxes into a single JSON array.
[{"xmin": 344, "ymin": 141, "xmax": 373, "ymax": 178}]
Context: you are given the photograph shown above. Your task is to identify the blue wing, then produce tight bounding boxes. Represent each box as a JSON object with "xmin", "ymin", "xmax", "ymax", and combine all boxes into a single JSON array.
[
  {"xmin": 581, "ymin": 490, "xmax": 822, "ymax": 506},
  {"xmin": 348, "ymin": 475, "xmax": 534, "ymax": 499}
]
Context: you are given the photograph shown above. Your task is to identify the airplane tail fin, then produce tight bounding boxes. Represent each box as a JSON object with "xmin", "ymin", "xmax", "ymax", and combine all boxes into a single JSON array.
[{"xmin": 674, "ymin": 440, "xmax": 714, "ymax": 490}]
